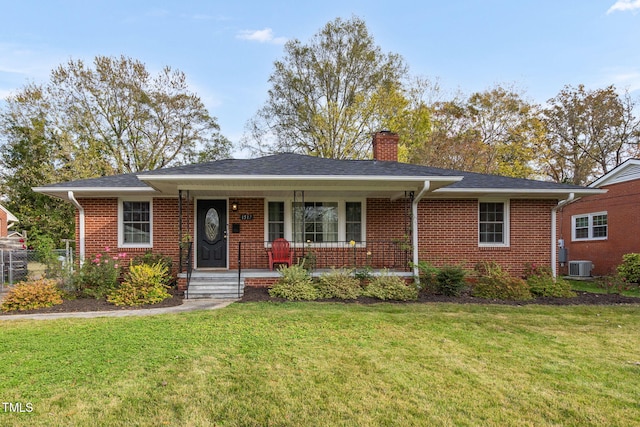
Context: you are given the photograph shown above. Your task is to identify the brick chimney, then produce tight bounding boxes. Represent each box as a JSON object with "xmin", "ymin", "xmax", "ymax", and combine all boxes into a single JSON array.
[{"xmin": 372, "ymin": 130, "xmax": 399, "ymax": 162}]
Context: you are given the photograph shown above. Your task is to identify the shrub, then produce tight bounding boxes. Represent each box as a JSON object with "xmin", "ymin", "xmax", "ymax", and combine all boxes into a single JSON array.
[
  {"xmin": 436, "ymin": 266, "xmax": 467, "ymax": 296},
  {"xmin": 316, "ymin": 268, "xmax": 362, "ymax": 300},
  {"xmin": 617, "ymin": 253, "xmax": 640, "ymax": 283},
  {"xmin": 524, "ymin": 263, "xmax": 575, "ymax": 298},
  {"xmin": 595, "ymin": 274, "xmax": 634, "ymax": 294},
  {"xmin": 131, "ymin": 251, "xmax": 173, "ymax": 270},
  {"xmin": 73, "ymin": 248, "xmax": 127, "ymax": 298},
  {"xmin": 35, "ymin": 235, "xmax": 73, "ymax": 285},
  {"xmin": 354, "ymin": 265, "xmax": 374, "ymax": 283},
  {"xmin": 107, "ymin": 262, "xmax": 171, "ymax": 306},
  {"xmin": 363, "ymin": 270, "xmax": 418, "ymax": 301},
  {"xmin": 413, "ymin": 261, "xmax": 439, "ymax": 293},
  {"xmin": 269, "ymin": 264, "xmax": 318, "ymax": 300},
  {"xmin": 472, "ymin": 262, "xmax": 532, "ymax": 300},
  {"xmin": 1, "ymin": 278, "xmax": 63, "ymax": 312},
  {"xmin": 131, "ymin": 251, "xmax": 175, "ymax": 286}
]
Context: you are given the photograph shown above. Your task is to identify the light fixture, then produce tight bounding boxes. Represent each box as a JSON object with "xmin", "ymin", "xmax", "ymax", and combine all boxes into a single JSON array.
[{"xmin": 231, "ymin": 200, "xmax": 239, "ymax": 212}]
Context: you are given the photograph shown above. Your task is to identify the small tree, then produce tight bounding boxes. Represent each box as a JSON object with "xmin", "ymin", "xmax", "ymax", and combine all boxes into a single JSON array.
[{"xmin": 243, "ymin": 16, "xmax": 407, "ymax": 159}]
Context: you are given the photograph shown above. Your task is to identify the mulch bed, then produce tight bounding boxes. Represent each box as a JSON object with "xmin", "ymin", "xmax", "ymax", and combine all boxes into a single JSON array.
[
  {"xmin": 240, "ymin": 285, "xmax": 640, "ymax": 306},
  {"xmin": 0, "ymin": 289, "xmax": 184, "ymax": 316},
  {"xmin": 2, "ymin": 286, "xmax": 638, "ymax": 316}
]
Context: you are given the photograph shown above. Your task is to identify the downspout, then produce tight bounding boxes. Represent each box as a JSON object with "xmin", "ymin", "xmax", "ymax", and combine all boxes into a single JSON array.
[
  {"xmin": 67, "ymin": 191, "xmax": 85, "ymax": 265},
  {"xmin": 412, "ymin": 181, "xmax": 431, "ymax": 282},
  {"xmin": 551, "ymin": 193, "xmax": 574, "ymax": 278}
]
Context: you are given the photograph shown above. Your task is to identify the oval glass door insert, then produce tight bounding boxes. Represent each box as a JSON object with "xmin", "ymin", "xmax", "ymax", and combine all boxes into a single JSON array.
[{"xmin": 205, "ymin": 208, "xmax": 220, "ymax": 241}]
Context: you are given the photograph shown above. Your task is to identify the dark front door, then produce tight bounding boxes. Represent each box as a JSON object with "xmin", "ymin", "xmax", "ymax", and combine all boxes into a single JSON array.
[{"xmin": 197, "ymin": 200, "xmax": 227, "ymax": 268}]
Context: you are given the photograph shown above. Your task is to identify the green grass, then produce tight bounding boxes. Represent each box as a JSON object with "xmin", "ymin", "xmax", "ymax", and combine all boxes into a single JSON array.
[
  {"xmin": 1, "ymin": 302, "xmax": 640, "ymax": 426},
  {"xmin": 568, "ymin": 278, "xmax": 640, "ymax": 297}
]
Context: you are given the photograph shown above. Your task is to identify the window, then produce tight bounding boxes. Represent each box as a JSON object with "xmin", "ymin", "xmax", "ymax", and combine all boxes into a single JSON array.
[
  {"xmin": 293, "ymin": 201, "xmax": 339, "ymax": 243},
  {"xmin": 572, "ymin": 212, "xmax": 607, "ymax": 241},
  {"xmin": 265, "ymin": 199, "xmax": 364, "ymax": 244},
  {"xmin": 267, "ymin": 201, "xmax": 285, "ymax": 241},
  {"xmin": 345, "ymin": 202, "xmax": 362, "ymax": 242},
  {"xmin": 479, "ymin": 201, "xmax": 509, "ymax": 246},
  {"xmin": 119, "ymin": 199, "xmax": 152, "ymax": 247}
]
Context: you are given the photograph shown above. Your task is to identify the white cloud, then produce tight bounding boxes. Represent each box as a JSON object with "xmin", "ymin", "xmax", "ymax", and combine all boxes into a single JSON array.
[
  {"xmin": 236, "ymin": 28, "xmax": 287, "ymax": 45},
  {"xmin": 611, "ymin": 70, "xmax": 640, "ymax": 92},
  {"xmin": 607, "ymin": 0, "xmax": 640, "ymax": 14}
]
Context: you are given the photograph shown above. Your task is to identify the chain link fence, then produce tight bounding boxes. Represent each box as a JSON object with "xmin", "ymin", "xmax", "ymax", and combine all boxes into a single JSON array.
[{"xmin": 0, "ymin": 248, "xmax": 75, "ymax": 292}]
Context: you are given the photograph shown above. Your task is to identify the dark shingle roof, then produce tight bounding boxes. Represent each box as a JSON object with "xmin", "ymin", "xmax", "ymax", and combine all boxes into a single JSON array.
[
  {"xmin": 38, "ymin": 172, "xmax": 149, "ymax": 189},
  {"xmin": 139, "ymin": 153, "xmax": 588, "ymax": 191},
  {"xmin": 37, "ymin": 153, "xmax": 589, "ymax": 192}
]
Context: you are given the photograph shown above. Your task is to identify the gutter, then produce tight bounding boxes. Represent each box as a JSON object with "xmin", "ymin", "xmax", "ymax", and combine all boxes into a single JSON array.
[
  {"xmin": 412, "ymin": 181, "xmax": 431, "ymax": 282},
  {"xmin": 67, "ymin": 191, "xmax": 85, "ymax": 264},
  {"xmin": 551, "ymin": 193, "xmax": 575, "ymax": 278}
]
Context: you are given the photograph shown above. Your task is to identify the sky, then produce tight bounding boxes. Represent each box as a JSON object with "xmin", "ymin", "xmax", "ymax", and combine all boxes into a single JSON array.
[{"xmin": 1, "ymin": 0, "xmax": 639, "ymax": 158}]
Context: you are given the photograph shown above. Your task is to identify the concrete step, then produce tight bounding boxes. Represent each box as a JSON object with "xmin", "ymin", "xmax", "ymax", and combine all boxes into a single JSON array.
[{"xmin": 186, "ymin": 278, "xmax": 244, "ymax": 299}]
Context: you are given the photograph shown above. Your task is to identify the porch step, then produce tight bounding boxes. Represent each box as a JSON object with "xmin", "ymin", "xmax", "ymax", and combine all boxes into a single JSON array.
[{"xmin": 185, "ymin": 272, "xmax": 244, "ymax": 299}]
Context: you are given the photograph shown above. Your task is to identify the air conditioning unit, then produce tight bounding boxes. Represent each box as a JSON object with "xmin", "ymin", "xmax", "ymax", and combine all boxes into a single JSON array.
[{"xmin": 568, "ymin": 261, "xmax": 592, "ymax": 277}]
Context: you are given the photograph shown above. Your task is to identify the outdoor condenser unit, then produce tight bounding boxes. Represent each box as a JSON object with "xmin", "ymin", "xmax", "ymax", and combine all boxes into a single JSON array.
[{"xmin": 568, "ymin": 260, "xmax": 592, "ymax": 277}]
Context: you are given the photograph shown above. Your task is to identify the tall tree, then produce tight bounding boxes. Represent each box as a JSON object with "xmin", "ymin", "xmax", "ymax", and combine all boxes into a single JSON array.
[
  {"xmin": 466, "ymin": 86, "xmax": 543, "ymax": 178},
  {"xmin": 47, "ymin": 55, "xmax": 231, "ymax": 173},
  {"xmin": 373, "ymin": 76, "xmax": 438, "ymax": 162},
  {"xmin": 0, "ymin": 55, "xmax": 231, "ymax": 247},
  {"xmin": 243, "ymin": 16, "xmax": 408, "ymax": 159},
  {"xmin": 406, "ymin": 85, "xmax": 542, "ymax": 178},
  {"xmin": 0, "ymin": 86, "xmax": 76, "ymax": 246},
  {"xmin": 541, "ymin": 84, "xmax": 640, "ymax": 185}
]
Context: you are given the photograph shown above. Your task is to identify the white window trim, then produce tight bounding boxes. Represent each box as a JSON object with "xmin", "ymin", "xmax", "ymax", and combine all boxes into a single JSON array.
[
  {"xmin": 478, "ymin": 199, "xmax": 510, "ymax": 248},
  {"xmin": 571, "ymin": 211, "xmax": 608, "ymax": 242},
  {"xmin": 264, "ymin": 198, "xmax": 366, "ymax": 246},
  {"xmin": 118, "ymin": 197, "xmax": 153, "ymax": 248}
]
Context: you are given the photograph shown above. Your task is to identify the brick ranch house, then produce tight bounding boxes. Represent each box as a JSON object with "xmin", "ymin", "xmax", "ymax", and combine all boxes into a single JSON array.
[
  {"xmin": 559, "ymin": 158, "xmax": 640, "ymax": 277},
  {"xmin": 34, "ymin": 132, "xmax": 602, "ymax": 298}
]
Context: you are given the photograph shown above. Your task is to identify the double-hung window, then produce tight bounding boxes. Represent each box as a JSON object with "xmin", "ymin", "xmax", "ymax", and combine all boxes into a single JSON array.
[
  {"xmin": 572, "ymin": 212, "xmax": 607, "ymax": 241},
  {"xmin": 267, "ymin": 201, "xmax": 285, "ymax": 241},
  {"xmin": 119, "ymin": 199, "xmax": 152, "ymax": 247},
  {"xmin": 293, "ymin": 201, "xmax": 339, "ymax": 243},
  {"xmin": 479, "ymin": 201, "xmax": 509, "ymax": 246},
  {"xmin": 266, "ymin": 200, "xmax": 364, "ymax": 244}
]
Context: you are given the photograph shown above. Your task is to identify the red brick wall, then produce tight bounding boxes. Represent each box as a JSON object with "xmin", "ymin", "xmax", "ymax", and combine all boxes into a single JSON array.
[
  {"xmin": 367, "ymin": 198, "xmax": 412, "ymax": 240},
  {"xmin": 560, "ymin": 179, "xmax": 640, "ymax": 276},
  {"xmin": 76, "ymin": 196, "xmax": 557, "ymax": 279},
  {"xmin": 227, "ymin": 198, "xmax": 265, "ymax": 269},
  {"xmin": 415, "ymin": 199, "xmax": 556, "ymax": 277},
  {"xmin": 77, "ymin": 197, "xmax": 193, "ymax": 276}
]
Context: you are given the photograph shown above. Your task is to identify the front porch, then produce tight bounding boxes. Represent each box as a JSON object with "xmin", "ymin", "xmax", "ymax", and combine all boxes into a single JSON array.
[
  {"xmin": 179, "ymin": 239, "xmax": 413, "ymax": 299},
  {"xmin": 179, "ymin": 268, "xmax": 415, "ymax": 299}
]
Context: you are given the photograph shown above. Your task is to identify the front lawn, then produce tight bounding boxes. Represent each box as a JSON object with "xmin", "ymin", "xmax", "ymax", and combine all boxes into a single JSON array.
[{"xmin": 1, "ymin": 302, "xmax": 639, "ymax": 426}]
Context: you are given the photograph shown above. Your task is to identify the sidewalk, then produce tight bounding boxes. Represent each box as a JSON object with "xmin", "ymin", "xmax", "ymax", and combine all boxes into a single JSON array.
[{"xmin": 0, "ymin": 298, "xmax": 237, "ymax": 321}]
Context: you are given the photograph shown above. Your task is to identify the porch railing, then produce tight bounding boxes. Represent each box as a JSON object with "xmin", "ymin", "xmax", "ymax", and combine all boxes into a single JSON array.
[
  {"xmin": 237, "ymin": 240, "xmax": 412, "ymax": 273},
  {"xmin": 179, "ymin": 241, "xmax": 193, "ymax": 297}
]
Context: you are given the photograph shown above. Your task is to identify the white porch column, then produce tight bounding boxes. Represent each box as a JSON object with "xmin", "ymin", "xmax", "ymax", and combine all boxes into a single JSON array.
[{"xmin": 412, "ymin": 181, "xmax": 431, "ymax": 282}]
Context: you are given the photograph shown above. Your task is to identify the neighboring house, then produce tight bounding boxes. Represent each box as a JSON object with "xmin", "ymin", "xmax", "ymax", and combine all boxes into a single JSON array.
[
  {"xmin": 33, "ymin": 132, "xmax": 602, "ymax": 297},
  {"xmin": 559, "ymin": 159, "xmax": 640, "ymax": 277},
  {"xmin": 0, "ymin": 204, "xmax": 19, "ymax": 238}
]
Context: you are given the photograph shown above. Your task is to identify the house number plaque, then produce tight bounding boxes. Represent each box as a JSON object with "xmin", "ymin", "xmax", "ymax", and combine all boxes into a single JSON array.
[{"xmin": 240, "ymin": 213, "xmax": 254, "ymax": 221}]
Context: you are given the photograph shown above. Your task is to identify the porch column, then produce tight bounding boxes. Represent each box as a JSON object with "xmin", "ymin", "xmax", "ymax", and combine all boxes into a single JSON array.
[{"xmin": 412, "ymin": 181, "xmax": 431, "ymax": 282}]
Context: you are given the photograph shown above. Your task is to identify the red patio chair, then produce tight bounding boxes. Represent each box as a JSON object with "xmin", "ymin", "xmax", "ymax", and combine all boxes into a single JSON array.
[{"xmin": 268, "ymin": 238, "xmax": 293, "ymax": 270}]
